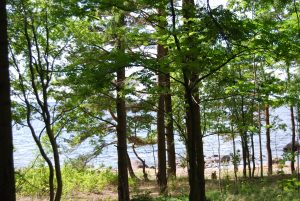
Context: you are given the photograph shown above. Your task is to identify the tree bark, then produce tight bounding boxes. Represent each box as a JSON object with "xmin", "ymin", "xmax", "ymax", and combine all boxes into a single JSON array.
[
  {"xmin": 265, "ymin": 104, "xmax": 272, "ymax": 175},
  {"xmin": 286, "ymin": 66, "xmax": 296, "ymax": 174},
  {"xmin": 132, "ymin": 145, "xmax": 149, "ymax": 181},
  {"xmin": 290, "ymin": 106, "xmax": 296, "ymax": 173},
  {"xmin": 127, "ymin": 153, "xmax": 138, "ymax": 180},
  {"xmin": 258, "ymin": 105, "xmax": 263, "ymax": 177},
  {"xmin": 116, "ymin": 67, "xmax": 130, "ymax": 201},
  {"xmin": 45, "ymin": 121, "xmax": 62, "ymax": 201},
  {"xmin": 250, "ymin": 131, "xmax": 255, "ymax": 177},
  {"xmin": 184, "ymin": 84, "xmax": 205, "ymax": 201},
  {"xmin": 165, "ymin": 73, "xmax": 176, "ymax": 177},
  {"xmin": 232, "ymin": 134, "xmax": 238, "ymax": 182},
  {"xmin": 246, "ymin": 137, "xmax": 251, "ymax": 178},
  {"xmin": 115, "ymin": 13, "xmax": 129, "ymax": 201},
  {"xmin": 241, "ymin": 134, "xmax": 247, "ymax": 177},
  {"xmin": 157, "ymin": 65, "xmax": 167, "ymax": 193},
  {"xmin": 181, "ymin": 0, "xmax": 205, "ymax": 200},
  {"xmin": 0, "ymin": 1, "xmax": 16, "ymax": 200}
]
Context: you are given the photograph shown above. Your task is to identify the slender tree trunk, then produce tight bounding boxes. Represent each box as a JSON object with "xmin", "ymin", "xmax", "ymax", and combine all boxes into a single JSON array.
[
  {"xmin": 52, "ymin": 142, "xmax": 62, "ymax": 201},
  {"xmin": 241, "ymin": 135, "xmax": 247, "ymax": 177},
  {"xmin": 296, "ymin": 102, "xmax": 300, "ymax": 181},
  {"xmin": 250, "ymin": 97, "xmax": 256, "ymax": 177},
  {"xmin": 157, "ymin": 70, "xmax": 167, "ymax": 193},
  {"xmin": 132, "ymin": 145, "xmax": 149, "ymax": 181},
  {"xmin": 21, "ymin": 81, "xmax": 55, "ymax": 200},
  {"xmin": 240, "ymin": 94, "xmax": 249, "ymax": 178},
  {"xmin": 286, "ymin": 66, "xmax": 296, "ymax": 174},
  {"xmin": 250, "ymin": 132, "xmax": 256, "ymax": 177},
  {"xmin": 253, "ymin": 54, "xmax": 263, "ymax": 177},
  {"xmin": 165, "ymin": 73, "xmax": 176, "ymax": 177},
  {"xmin": 47, "ymin": 129, "xmax": 62, "ymax": 201},
  {"xmin": 290, "ymin": 106, "xmax": 296, "ymax": 174},
  {"xmin": 232, "ymin": 134, "xmax": 238, "ymax": 182},
  {"xmin": 127, "ymin": 153, "xmax": 138, "ymax": 180},
  {"xmin": 265, "ymin": 104, "xmax": 272, "ymax": 175},
  {"xmin": 0, "ymin": 1, "xmax": 16, "ymax": 200},
  {"xmin": 43, "ymin": 104, "xmax": 62, "ymax": 201},
  {"xmin": 217, "ymin": 133, "xmax": 222, "ymax": 191},
  {"xmin": 45, "ymin": 161, "xmax": 54, "ymax": 201},
  {"xmin": 258, "ymin": 105, "xmax": 263, "ymax": 177},
  {"xmin": 19, "ymin": 5, "xmax": 61, "ymax": 199},
  {"xmin": 246, "ymin": 139, "xmax": 251, "ymax": 178}
]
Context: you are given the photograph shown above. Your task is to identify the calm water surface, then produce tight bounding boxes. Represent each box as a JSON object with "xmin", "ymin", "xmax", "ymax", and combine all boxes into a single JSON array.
[{"xmin": 13, "ymin": 106, "xmax": 299, "ymax": 169}]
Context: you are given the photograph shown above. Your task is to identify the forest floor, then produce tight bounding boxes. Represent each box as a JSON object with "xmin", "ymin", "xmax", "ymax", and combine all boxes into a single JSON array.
[{"xmin": 17, "ymin": 165, "xmax": 300, "ymax": 201}]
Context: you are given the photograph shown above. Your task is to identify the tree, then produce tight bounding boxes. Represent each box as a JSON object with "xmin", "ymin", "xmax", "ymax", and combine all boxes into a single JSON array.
[
  {"xmin": 115, "ymin": 11, "xmax": 130, "ymax": 201},
  {"xmin": 168, "ymin": 0, "xmax": 253, "ymax": 199},
  {"xmin": 8, "ymin": 1, "xmax": 69, "ymax": 200},
  {"xmin": 0, "ymin": 0, "xmax": 16, "ymax": 200},
  {"xmin": 157, "ymin": 45, "xmax": 167, "ymax": 194},
  {"xmin": 55, "ymin": 4, "xmax": 134, "ymax": 199},
  {"xmin": 156, "ymin": 4, "xmax": 168, "ymax": 193}
]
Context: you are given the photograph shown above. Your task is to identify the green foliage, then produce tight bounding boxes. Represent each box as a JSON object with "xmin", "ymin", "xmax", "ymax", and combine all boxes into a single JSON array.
[
  {"xmin": 15, "ymin": 168, "xmax": 50, "ymax": 196},
  {"xmin": 279, "ymin": 178, "xmax": 300, "ymax": 192},
  {"xmin": 9, "ymin": 0, "xmax": 300, "ymax": 200},
  {"xmin": 62, "ymin": 166, "xmax": 118, "ymax": 194},
  {"xmin": 15, "ymin": 166, "xmax": 118, "ymax": 197},
  {"xmin": 282, "ymin": 151, "xmax": 296, "ymax": 162}
]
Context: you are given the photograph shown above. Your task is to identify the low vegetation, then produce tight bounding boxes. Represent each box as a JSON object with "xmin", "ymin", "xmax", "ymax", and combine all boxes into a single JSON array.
[
  {"xmin": 16, "ymin": 166, "xmax": 118, "ymax": 199},
  {"xmin": 16, "ymin": 165, "xmax": 300, "ymax": 201}
]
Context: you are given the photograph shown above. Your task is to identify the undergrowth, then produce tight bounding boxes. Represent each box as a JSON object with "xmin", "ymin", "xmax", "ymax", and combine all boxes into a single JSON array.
[
  {"xmin": 16, "ymin": 166, "xmax": 300, "ymax": 201},
  {"xmin": 15, "ymin": 165, "xmax": 118, "ymax": 197}
]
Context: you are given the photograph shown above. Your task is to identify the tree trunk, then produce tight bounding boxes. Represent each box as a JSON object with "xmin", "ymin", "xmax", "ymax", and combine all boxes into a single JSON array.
[
  {"xmin": 132, "ymin": 145, "xmax": 149, "ymax": 181},
  {"xmin": 165, "ymin": 73, "xmax": 176, "ymax": 177},
  {"xmin": 157, "ymin": 69, "xmax": 167, "ymax": 194},
  {"xmin": 184, "ymin": 85, "xmax": 205, "ymax": 201},
  {"xmin": 290, "ymin": 106, "xmax": 296, "ymax": 174},
  {"xmin": 246, "ymin": 138, "xmax": 251, "ymax": 178},
  {"xmin": 0, "ymin": 1, "xmax": 16, "ymax": 200},
  {"xmin": 250, "ymin": 132, "xmax": 256, "ymax": 177},
  {"xmin": 46, "ymin": 126, "xmax": 62, "ymax": 201},
  {"xmin": 241, "ymin": 134, "xmax": 247, "ymax": 178},
  {"xmin": 116, "ymin": 67, "xmax": 130, "ymax": 201},
  {"xmin": 258, "ymin": 105, "xmax": 263, "ymax": 177},
  {"xmin": 232, "ymin": 134, "xmax": 238, "ymax": 182},
  {"xmin": 41, "ymin": 100, "xmax": 63, "ymax": 201},
  {"xmin": 250, "ymin": 101, "xmax": 256, "ymax": 177},
  {"xmin": 181, "ymin": 0, "xmax": 205, "ymax": 200},
  {"xmin": 265, "ymin": 104, "xmax": 272, "ymax": 175},
  {"xmin": 127, "ymin": 153, "xmax": 138, "ymax": 180},
  {"xmin": 115, "ymin": 12, "xmax": 130, "ymax": 201},
  {"xmin": 240, "ymin": 94, "xmax": 249, "ymax": 178}
]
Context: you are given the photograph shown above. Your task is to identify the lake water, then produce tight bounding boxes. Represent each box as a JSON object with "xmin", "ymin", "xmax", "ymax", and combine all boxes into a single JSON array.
[{"xmin": 13, "ymin": 106, "xmax": 299, "ymax": 169}]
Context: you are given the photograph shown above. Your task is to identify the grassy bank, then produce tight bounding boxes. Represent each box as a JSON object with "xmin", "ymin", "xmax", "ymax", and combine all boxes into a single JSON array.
[{"xmin": 16, "ymin": 166, "xmax": 300, "ymax": 201}]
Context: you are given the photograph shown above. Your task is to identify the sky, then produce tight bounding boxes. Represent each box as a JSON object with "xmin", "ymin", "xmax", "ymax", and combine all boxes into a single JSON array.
[{"xmin": 201, "ymin": 0, "xmax": 228, "ymax": 8}]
